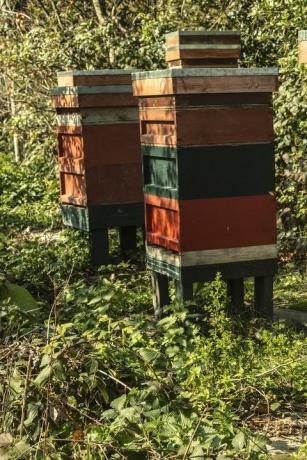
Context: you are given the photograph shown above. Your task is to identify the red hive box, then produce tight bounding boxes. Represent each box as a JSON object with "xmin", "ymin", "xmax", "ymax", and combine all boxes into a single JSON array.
[
  {"xmin": 132, "ymin": 65, "xmax": 279, "ymax": 317},
  {"xmin": 51, "ymin": 70, "xmax": 144, "ymax": 265}
]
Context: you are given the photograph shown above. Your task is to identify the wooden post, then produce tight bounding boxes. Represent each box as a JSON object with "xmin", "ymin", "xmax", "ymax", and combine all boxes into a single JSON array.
[
  {"xmin": 175, "ymin": 279, "xmax": 194, "ymax": 304},
  {"xmin": 151, "ymin": 272, "xmax": 170, "ymax": 319},
  {"xmin": 119, "ymin": 226, "xmax": 137, "ymax": 254},
  {"xmin": 89, "ymin": 228, "xmax": 109, "ymax": 266},
  {"xmin": 254, "ymin": 276, "xmax": 274, "ymax": 318},
  {"xmin": 227, "ymin": 278, "xmax": 244, "ymax": 313}
]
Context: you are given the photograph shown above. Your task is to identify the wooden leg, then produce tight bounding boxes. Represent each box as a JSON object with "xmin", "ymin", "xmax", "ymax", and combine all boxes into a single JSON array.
[
  {"xmin": 254, "ymin": 276, "xmax": 274, "ymax": 319},
  {"xmin": 119, "ymin": 226, "xmax": 137, "ymax": 253},
  {"xmin": 227, "ymin": 278, "xmax": 244, "ymax": 313},
  {"xmin": 89, "ymin": 228, "xmax": 109, "ymax": 266},
  {"xmin": 175, "ymin": 279, "xmax": 193, "ymax": 304},
  {"xmin": 151, "ymin": 272, "xmax": 170, "ymax": 319}
]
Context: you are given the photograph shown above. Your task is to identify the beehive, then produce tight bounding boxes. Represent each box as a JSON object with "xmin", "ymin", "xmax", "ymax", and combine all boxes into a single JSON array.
[
  {"xmin": 132, "ymin": 66, "xmax": 279, "ymax": 316},
  {"xmin": 298, "ymin": 30, "xmax": 307, "ymax": 64},
  {"xmin": 51, "ymin": 70, "xmax": 144, "ymax": 265},
  {"xmin": 165, "ymin": 30, "xmax": 241, "ymax": 68}
]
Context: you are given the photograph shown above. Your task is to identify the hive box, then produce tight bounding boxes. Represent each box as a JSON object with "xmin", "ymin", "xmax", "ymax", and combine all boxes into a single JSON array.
[
  {"xmin": 132, "ymin": 67, "xmax": 279, "ymax": 315},
  {"xmin": 298, "ymin": 30, "xmax": 307, "ymax": 64},
  {"xmin": 165, "ymin": 30, "xmax": 240, "ymax": 68},
  {"xmin": 51, "ymin": 70, "xmax": 144, "ymax": 265}
]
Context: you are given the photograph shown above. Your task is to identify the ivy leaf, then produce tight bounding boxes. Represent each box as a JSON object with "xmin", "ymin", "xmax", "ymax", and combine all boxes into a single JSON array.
[
  {"xmin": 34, "ymin": 365, "xmax": 52, "ymax": 387},
  {"xmin": 24, "ymin": 403, "xmax": 39, "ymax": 427},
  {"xmin": 139, "ymin": 348, "xmax": 161, "ymax": 364},
  {"xmin": 232, "ymin": 431, "xmax": 246, "ymax": 450},
  {"xmin": 110, "ymin": 394, "xmax": 126, "ymax": 411},
  {"xmin": 1, "ymin": 281, "xmax": 39, "ymax": 315}
]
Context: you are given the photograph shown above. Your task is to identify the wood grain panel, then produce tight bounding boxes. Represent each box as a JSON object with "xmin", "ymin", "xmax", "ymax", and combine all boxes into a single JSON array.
[
  {"xmin": 175, "ymin": 106, "xmax": 274, "ymax": 145},
  {"xmin": 52, "ymin": 93, "xmax": 137, "ymax": 108},
  {"xmin": 144, "ymin": 194, "xmax": 276, "ymax": 252},
  {"xmin": 166, "ymin": 48, "xmax": 240, "ymax": 61},
  {"xmin": 298, "ymin": 41, "xmax": 307, "ymax": 64}
]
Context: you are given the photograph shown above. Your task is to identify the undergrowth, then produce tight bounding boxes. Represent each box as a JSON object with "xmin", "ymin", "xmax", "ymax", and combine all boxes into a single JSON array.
[{"xmin": 0, "ymin": 153, "xmax": 306, "ymax": 459}]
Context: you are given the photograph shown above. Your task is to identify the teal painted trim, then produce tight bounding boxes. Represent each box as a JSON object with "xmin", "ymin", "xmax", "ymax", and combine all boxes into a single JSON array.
[
  {"xmin": 61, "ymin": 204, "xmax": 89, "ymax": 231},
  {"xmin": 131, "ymin": 67, "xmax": 279, "ymax": 80},
  {"xmin": 141, "ymin": 145, "xmax": 177, "ymax": 158},
  {"xmin": 50, "ymin": 85, "xmax": 133, "ymax": 96},
  {"xmin": 298, "ymin": 30, "xmax": 307, "ymax": 41},
  {"xmin": 165, "ymin": 30, "xmax": 240, "ymax": 38},
  {"xmin": 57, "ymin": 69, "xmax": 140, "ymax": 77},
  {"xmin": 166, "ymin": 44, "xmax": 241, "ymax": 50},
  {"xmin": 146, "ymin": 255, "xmax": 180, "ymax": 279},
  {"xmin": 143, "ymin": 185, "xmax": 178, "ymax": 199}
]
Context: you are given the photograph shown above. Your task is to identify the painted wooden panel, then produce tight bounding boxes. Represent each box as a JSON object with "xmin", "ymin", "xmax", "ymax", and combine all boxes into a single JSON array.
[
  {"xmin": 298, "ymin": 41, "xmax": 307, "ymax": 64},
  {"xmin": 61, "ymin": 163, "xmax": 143, "ymax": 206},
  {"xmin": 132, "ymin": 69, "xmax": 278, "ymax": 96},
  {"xmin": 58, "ymin": 133, "xmax": 83, "ymax": 158},
  {"xmin": 56, "ymin": 107, "xmax": 139, "ymax": 126},
  {"xmin": 52, "ymin": 93, "xmax": 137, "ymax": 109},
  {"xmin": 138, "ymin": 93, "xmax": 272, "ymax": 108},
  {"xmin": 61, "ymin": 202, "xmax": 144, "ymax": 231},
  {"xmin": 166, "ymin": 47, "xmax": 240, "ymax": 62},
  {"xmin": 57, "ymin": 70, "xmax": 134, "ymax": 87},
  {"xmin": 146, "ymin": 243, "xmax": 277, "ymax": 266},
  {"xmin": 85, "ymin": 164, "xmax": 143, "ymax": 205},
  {"xmin": 176, "ymin": 106, "xmax": 273, "ymax": 145},
  {"xmin": 57, "ymin": 125, "xmax": 141, "ymax": 166},
  {"xmin": 166, "ymin": 32, "xmax": 240, "ymax": 47},
  {"xmin": 140, "ymin": 106, "xmax": 274, "ymax": 146},
  {"xmin": 60, "ymin": 172, "xmax": 86, "ymax": 206},
  {"xmin": 145, "ymin": 204, "xmax": 179, "ymax": 250},
  {"xmin": 144, "ymin": 193, "xmax": 276, "ymax": 252},
  {"xmin": 167, "ymin": 58, "xmax": 238, "ymax": 68},
  {"xmin": 146, "ymin": 252, "xmax": 278, "ymax": 282},
  {"xmin": 142, "ymin": 143, "xmax": 274, "ymax": 199}
]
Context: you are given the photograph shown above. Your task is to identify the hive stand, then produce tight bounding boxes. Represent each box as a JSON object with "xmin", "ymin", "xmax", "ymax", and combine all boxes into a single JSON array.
[
  {"xmin": 132, "ymin": 64, "xmax": 279, "ymax": 319},
  {"xmin": 51, "ymin": 70, "xmax": 144, "ymax": 266}
]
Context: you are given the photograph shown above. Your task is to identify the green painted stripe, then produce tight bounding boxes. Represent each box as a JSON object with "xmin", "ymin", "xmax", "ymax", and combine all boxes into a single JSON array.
[
  {"xmin": 141, "ymin": 144, "xmax": 177, "ymax": 158},
  {"xmin": 143, "ymin": 156, "xmax": 177, "ymax": 190},
  {"xmin": 167, "ymin": 44, "xmax": 241, "ymax": 50},
  {"xmin": 61, "ymin": 203, "xmax": 144, "ymax": 231},
  {"xmin": 50, "ymin": 85, "xmax": 133, "ymax": 96},
  {"xmin": 142, "ymin": 144, "xmax": 275, "ymax": 200},
  {"xmin": 131, "ymin": 67, "xmax": 279, "ymax": 80},
  {"xmin": 165, "ymin": 30, "xmax": 240, "ymax": 38},
  {"xmin": 56, "ymin": 107, "xmax": 138, "ymax": 126},
  {"xmin": 57, "ymin": 69, "xmax": 139, "ymax": 77},
  {"xmin": 298, "ymin": 30, "xmax": 307, "ymax": 41}
]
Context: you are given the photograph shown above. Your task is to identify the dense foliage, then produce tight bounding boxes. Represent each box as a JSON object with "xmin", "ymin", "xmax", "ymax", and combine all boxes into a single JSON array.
[{"xmin": 0, "ymin": 1, "xmax": 306, "ymax": 459}]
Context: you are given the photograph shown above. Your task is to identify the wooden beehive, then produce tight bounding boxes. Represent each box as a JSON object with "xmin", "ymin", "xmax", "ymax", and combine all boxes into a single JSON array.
[
  {"xmin": 51, "ymin": 70, "xmax": 144, "ymax": 265},
  {"xmin": 165, "ymin": 30, "xmax": 240, "ymax": 68},
  {"xmin": 132, "ymin": 67, "xmax": 279, "ymax": 315},
  {"xmin": 298, "ymin": 30, "xmax": 307, "ymax": 64}
]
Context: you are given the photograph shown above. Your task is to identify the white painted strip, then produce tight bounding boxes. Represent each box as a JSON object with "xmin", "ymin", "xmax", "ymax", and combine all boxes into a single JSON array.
[
  {"xmin": 56, "ymin": 107, "xmax": 138, "ymax": 126},
  {"xmin": 146, "ymin": 244, "xmax": 277, "ymax": 267},
  {"xmin": 50, "ymin": 85, "xmax": 133, "ymax": 96},
  {"xmin": 57, "ymin": 69, "xmax": 139, "ymax": 77},
  {"xmin": 165, "ymin": 30, "xmax": 240, "ymax": 38},
  {"xmin": 167, "ymin": 44, "xmax": 241, "ymax": 50}
]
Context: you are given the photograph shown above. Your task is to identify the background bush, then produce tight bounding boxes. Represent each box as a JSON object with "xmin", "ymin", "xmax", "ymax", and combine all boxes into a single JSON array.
[{"xmin": 1, "ymin": 0, "xmax": 306, "ymax": 263}]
